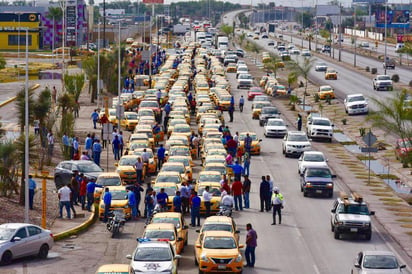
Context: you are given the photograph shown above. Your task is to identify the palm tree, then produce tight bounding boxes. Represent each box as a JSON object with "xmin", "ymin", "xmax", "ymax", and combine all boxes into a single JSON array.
[
  {"xmin": 367, "ymin": 89, "xmax": 412, "ymax": 165},
  {"xmin": 291, "ymin": 57, "xmax": 314, "ymax": 111},
  {"xmin": 220, "ymin": 24, "xmax": 234, "ymax": 37},
  {"xmin": 263, "ymin": 54, "xmax": 282, "ymax": 78},
  {"xmin": 46, "ymin": 7, "xmax": 63, "ymax": 50},
  {"xmin": 245, "ymin": 41, "xmax": 260, "ymax": 64},
  {"xmin": 238, "ymin": 33, "xmax": 246, "ymax": 47},
  {"xmin": 307, "ymin": 33, "xmax": 314, "ymax": 51},
  {"xmin": 287, "ymin": 71, "xmax": 298, "ymax": 91},
  {"xmin": 33, "ymin": 88, "xmax": 52, "ymax": 169}
]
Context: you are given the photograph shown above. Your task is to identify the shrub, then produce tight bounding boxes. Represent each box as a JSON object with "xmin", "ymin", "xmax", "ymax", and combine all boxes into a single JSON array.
[
  {"xmin": 365, "ymin": 66, "xmax": 370, "ymax": 72},
  {"xmin": 342, "ymin": 118, "xmax": 347, "ymax": 125},
  {"xmin": 371, "ymin": 68, "xmax": 377, "ymax": 74},
  {"xmin": 391, "ymin": 74, "xmax": 399, "ymax": 82}
]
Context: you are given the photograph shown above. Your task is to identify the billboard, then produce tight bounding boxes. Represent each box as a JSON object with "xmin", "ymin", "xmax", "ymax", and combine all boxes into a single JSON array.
[
  {"xmin": 142, "ymin": 0, "xmax": 164, "ymax": 3},
  {"xmin": 376, "ymin": 10, "xmax": 410, "ymax": 28}
]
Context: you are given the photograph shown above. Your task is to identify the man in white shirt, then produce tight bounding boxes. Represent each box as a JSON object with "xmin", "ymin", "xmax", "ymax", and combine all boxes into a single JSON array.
[
  {"xmin": 221, "ymin": 191, "xmax": 234, "ymax": 207},
  {"xmin": 202, "ymin": 186, "xmax": 213, "ymax": 217},
  {"xmin": 47, "ymin": 132, "xmax": 55, "ymax": 157},
  {"xmin": 58, "ymin": 184, "xmax": 72, "ymax": 219},
  {"xmin": 141, "ymin": 149, "xmax": 150, "ymax": 163}
]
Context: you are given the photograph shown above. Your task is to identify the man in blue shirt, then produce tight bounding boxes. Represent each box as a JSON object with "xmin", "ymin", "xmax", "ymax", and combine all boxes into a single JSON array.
[
  {"xmin": 91, "ymin": 109, "xmax": 99, "ymax": 129},
  {"xmin": 157, "ymin": 144, "xmax": 165, "ymax": 171},
  {"xmin": 103, "ymin": 187, "xmax": 112, "ymax": 223},
  {"xmin": 92, "ymin": 140, "xmax": 102, "ymax": 166},
  {"xmin": 173, "ymin": 191, "xmax": 182, "ymax": 213},
  {"xmin": 62, "ymin": 133, "xmax": 70, "ymax": 158},
  {"xmin": 86, "ymin": 178, "xmax": 102, "ymax": 211},
  {"xmin": 239, "ymin": 95, "xmax": 245, "ymax": 112},
  {"xmin": 84, "ymin": 134, "xmax": 93, "ymax": 157},
  {"xmin": 191, "ymin": 191, "xmax": 201, "ymax": 227},
  {"xmin": 156, "ymin": 188, "xmax": 169, "ymax": 211},
  {"xmin": 127, "ymin": 187, "xmax": 137, "ymax": 220},
  {"xmin": 228, "ymin": 161, "xmax": 244, "ymax": 181},
  {"xmin": 164, "ymin": 102, "xmax": 171, "ymax": 117},
  {"xmin": 145, "ymin": 189, "xmax": 155, "ymax": 224},
  {"xmin": 28, "ymin": 175, "xmax": 37, "ymax": 210}
]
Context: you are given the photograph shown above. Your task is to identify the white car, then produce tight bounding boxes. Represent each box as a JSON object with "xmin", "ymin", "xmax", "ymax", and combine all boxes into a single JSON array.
[
  {"xmin": 264, "ymin": 118, "xmax": 287, "ymax": 138},
  {"xmin": 282, "ymin": 131, "xmax": 312, "ymax": 157},
  {"xmin": 0, "ymin": 223, "xmax": 54, "ymax": 265},
  {"xmin": 301, "ymin": 49, "xmax": 311, "ymax": 56},
  {"xmin": 306, "ymin": 117, "xmax": 334, "ymax": 142},
  {"xmin": 344, "ymin": 94, "xmax": 369, "ymax": 115},
  {"xmin": 315, "ymin": 62, "xmax": 328, "ymax": 72},
  {"xmin": 297, "ymin": 151, "xmax": 329, "ymax": 174},
  {"xmin": 351, "ymin": 250, "xmax": 406, "ymax": 274},
  {"xmin": 127, "ymin": 240, "xmax": 181, "ymax": 273},
  {"xmin": 236, "ymin": 65, "xmax": 249, "ymax": 78}
]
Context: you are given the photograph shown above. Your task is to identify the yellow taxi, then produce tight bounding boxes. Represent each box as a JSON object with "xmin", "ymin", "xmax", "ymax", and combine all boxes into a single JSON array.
[
  {"xmin": 166, "ymin": 156, "xmax": 193, "ymax": 181},
  {"xmin": 169, "ymin": 124, "xmax": 192, "ymax": 140},
  {"xmin": 167, "ymin": 145, "xmax": 192, "ymax": 159},
  {"xmin": 134, "ymin": 126, "xmax": 155, "ymax": 147},
  {"xmin": 142, "ymin": 223, "xmax": 184, "ymax": 254},
  {"xmin": 195, "ymin": 231, "xmax": 244, "ymax": 273},
  {"xmin": 195, "ymin": 216, "xmax": 240, "ymax": 245},
  {"xmin": 216, "ymin": 94, "xmax": 232, "ymax": 111},
  {"xmin": 251, "ymin": 101, "xmax": 272, "ymax": 119},
  {"xmin": 202, "ymin": 155, "xmax": 226, "ymax": 167},
  {"xmin": 160, "ymin": 162, "xmax": 190, "ymax": 183},
  {"xmin": 167, "ymin": 119, "xmax": 188, "ymax": 136},
  {"xmin": 151, "ymin": 212, "xmax": 189, "ymax": 246},
  {"xmin": 195, "ymin": 182, "xmax": 222, "ymax": 214},
  {"xmin": 115, "ymin": 155, "xmax": 139, "ymax": 184},
  {"xmin": 238, "ymin": 132, "xmax": 262, "ymax": 155},
  {"xmin": 226, "ymin": 64, "xmax": 237, "ymax": 73},
  {"xmin": 130, "ymin": 148, "xmax": 157, "ymax": 174},
  {"xmin": 197, "ymin": 171, "xmax": 222, "ymax": 186},
  {"xmin": 274, "ymin": 85, "xmax": 287, "ymax": 96},
  {"xmin": 94, "ymin": 172, "xmax": 122, "ymax": 203},
  {"xmin": 260, "ymin": 75, "xmax": 269, "ymax": 87},
  {"xmin": 128, "ymin": 139, "xmax": 150, "ymax": 151},
  {"xmin": 107, "ymin": 108, "xmax": 118, "ymax": 125},
  {"xmin": 152, "ymin": 182, "xmax": 178, "ymax": 211},
  {"xmin": 318, "ymin": 85, "xmax": 336, "ymax": 99},
  {"xmin": 95, "ymin": 264, "xmax": 129, "ymax": 274},
  {"xmin": 98, "ymin": 185, "xmax": 131, "ymax": 220},
  {"xmin": 203, "ymin": 163, "xmax": 228, "ymax": 178},
  {"xmin": 201, "ymin": 149, "xmax": 227, "ymax": 163},
  {"xmin": 325, "ymin": 68, "xmax": 338, "ymax": 80},
  {"xmin": 121, "ymin": 113, "xmax": 138, "ymax": 130}
]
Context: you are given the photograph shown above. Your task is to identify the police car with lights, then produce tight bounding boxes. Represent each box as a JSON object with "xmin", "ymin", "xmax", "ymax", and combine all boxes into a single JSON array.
[
  {"xmin": 126, "ymin": 238, "xmax": 181, "ymax": 274},
  {"xmin": 330, "ymin": 192, "xmax": 375, "ymax": 241}
]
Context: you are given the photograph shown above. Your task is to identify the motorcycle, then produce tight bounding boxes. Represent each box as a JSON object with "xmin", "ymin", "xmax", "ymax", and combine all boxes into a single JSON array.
[
  {"xmin": 106, "ymin": 210, "xmax": 126, "ymax": 238},
  {"xmin": 217, "ymin": 205, "xmax": 233, "ymax": 217}
]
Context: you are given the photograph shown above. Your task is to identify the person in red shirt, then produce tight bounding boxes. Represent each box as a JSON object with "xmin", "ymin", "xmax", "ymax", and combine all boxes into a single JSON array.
[
  {"xmin": 231, "ymin": 180, "xmax": 243, "ymax": 211},
  {"xmin": 221, "ymin": 179, "xmax": 231, "ymax": 194},
  {"xmin": 226, "ymin": 137, "xmax": 237, "ymax": 156},
  {"xmin": 189, "ymin": 189, "xmax": 196, "ymax": 207},
  {"xmin": 79, "ymin": 176, "xmax": 88, "ymax": 210}
]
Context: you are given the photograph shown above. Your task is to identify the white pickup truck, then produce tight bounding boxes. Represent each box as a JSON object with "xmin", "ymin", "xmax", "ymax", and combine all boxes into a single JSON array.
[
  {"xmin": 306, "ymin": 117, "xmax": 334, "ymax": 142},
  {"xmin": 373, "ymin": 75, "xmax": 393, "ymax": 91}
]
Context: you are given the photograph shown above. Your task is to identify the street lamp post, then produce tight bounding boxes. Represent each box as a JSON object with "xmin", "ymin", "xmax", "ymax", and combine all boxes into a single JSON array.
[
  {"xmin": 301, "ymin": 0, "xmax": 304, "ymax": 48},
  {"xmin": 338, "ymin": 3, "xmax": 342, "ymax": 62},
  {"xmin": 117, "ymin": 21, "xmax": 121, "ymax": 132},
  {"xmin": 97, "ymin": 22, "xmax": 101, "ymax": 108},
  {"xmin": 353, "ymin": 4, "xmax": 357, "ymax": 67},
  {"xmin": 384, "ymin": 0, "xmax": 388, "ymax": 75},
  {"xmin": 24, "ymin": 29, "xmax": 29, "ymax": 223}
]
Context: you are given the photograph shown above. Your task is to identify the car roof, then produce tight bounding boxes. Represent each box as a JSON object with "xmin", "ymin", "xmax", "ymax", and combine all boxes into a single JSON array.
[
  {"xmin": 202, "ymin": 230, "xmax": 234, "ymax": 237},
  {"xmin": 267, "ymin": 118, "xmax": 284, "ymax": 122},
  {"xmin": 0, "ymin": 223, "xmax": 31, "ymax": 229},
  {"xmin": 137, "ymin": 241, "xmax": 172, "ymax": 248},
  {"xmin": 97, "ymin": 172, "xmax": 121, "ymax": 178},
  {"xmin": 157, "ymin": 171, "xmax": 181, "ymax": 176},
  {"xmin": 106, "ymin": 185, "xmax": 127, "ymax": 191},
  {"xmin": 362, "ymin": 250, "xmax": 397, "ymax": 256},
  {"xmin": 96, "ymin": 264, "xmax": 130, "ymax": 272},
  {"xmin": 312, "ymin": 117, "xmax": 331, "ymax": 121},
  {"xmin": 302, "ymin": 151, "xmax": 324, "ymax": 156},
  {"xmin": 204, "ymin": 216, "xmax": 233, "ymax": 223},
  {"xmin": 347, "ymin": 93, "xmax": 364, "ymax": 98},
  {"xmin": 145, "ymin": 223, "xmax": 176, "ymax": 230},
  {"xmin": 288, "ymin": 131, "xmax": 306, "ymax": 135},
  {"xmin": 153, "ymin": 212, "xmax": 182, "ymax": 218}
]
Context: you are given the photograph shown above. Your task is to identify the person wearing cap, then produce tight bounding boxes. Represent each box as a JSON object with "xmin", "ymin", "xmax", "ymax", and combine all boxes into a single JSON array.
[
  {"xmin": 28, "ymin": 175, "xmax": 37, "ymax": 210},
  {"xmin": 227, "ymin": 161, "xmax": 244, "ymax": 181},
  {"xmin": 271, "ymin": 187, "xmax": 284, "ymax": 225}
]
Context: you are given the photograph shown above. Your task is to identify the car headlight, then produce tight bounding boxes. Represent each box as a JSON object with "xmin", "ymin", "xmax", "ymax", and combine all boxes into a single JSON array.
[
  {"xmin": 201, "ymin": 255, "xmax": 209, "ymax": 262},
  {"xmin": 234, "ymin": 254, "xmax": 242, "ymax": 262},
  {"xmin": 305, "ymin": 182, "xmax": 311, "ymax": 186},
  {"xmin": 326, "ymin": 183, "xmax": 333, "ymax": 187},
  {"xmin": 363, "ymin": 222, "xmax": 371, "ymax": 227}
]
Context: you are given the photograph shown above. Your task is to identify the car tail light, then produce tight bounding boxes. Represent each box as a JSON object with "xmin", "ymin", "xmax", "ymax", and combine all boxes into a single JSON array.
[{"xmin": 50, "ymin": 233, "xmax": 54, "ymax": 238}]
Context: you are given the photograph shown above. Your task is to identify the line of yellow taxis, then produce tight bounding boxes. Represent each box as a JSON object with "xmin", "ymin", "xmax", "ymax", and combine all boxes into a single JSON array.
[{"xmin": 96, "ymin": 43, "xmax": 246, "ymax": 273}]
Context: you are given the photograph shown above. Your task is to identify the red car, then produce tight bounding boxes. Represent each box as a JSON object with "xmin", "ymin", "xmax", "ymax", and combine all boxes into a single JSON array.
[
  {"xmin": 248, "ymin": 87, "xmax": 264, "ymax": 101},
  {"xmin": 395, "ymin": 138, "xmax": 412, "ymax": 161}
]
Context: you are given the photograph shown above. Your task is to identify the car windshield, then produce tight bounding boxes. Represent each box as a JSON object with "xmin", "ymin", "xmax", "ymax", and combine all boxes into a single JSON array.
[
  {"xmin": 306, "ymin": 168, "xmax": 331, "ymax": 178},
  {"xmin": 363, "ymin": 255, "xmax": 398, "ymax": 269},
  {"xmin": 199, "ymin": 174, "xmax": 222, "ymax": 183},
  {"xmin": 134, "ymin": 150, "xmax": 154, "ymax": 158},
  {"xmin": 156, "ymin": 174, "xmax": 180, "ymax": 183},
  {"xmin": 267, "ymin": 120, "xmax": 285, "ymax": 126},
  {"xmin": 239, "ymin": 134, "xmax": 257, "ymax": 141},
  {"xmin": 126, "ymin": 113, "xmax": 138, "ymax": 120},
  {"xmin": 118, "ymin": 158, "xmax": 136, "ymax": 166},
  {"xmin": 144, "ymin": 230, "xmax": 175, "ymax": 241},
  {"xmin": 140, "ymin": 101, "xmax": 159, "ymax": 108},
  {"xmin": 320, "ymin": 87, "xmax": 333, "ymax": 92},
  {"xmin": 76, "ymin": 163, "xmax": 103, "ymax": 172},
  {"xmin": 288, "ymin": 134, "xmax": 308, "ymax": 142},
  {"xmin": 377, "ymin": 75, "xmax": 391, "ymax": 80},
  {"xmin": 0, "ymin": 227, "xmax": 16, "ymax": 240},
  {"xmin": 162, "ymin": 165, "xmax": 185, "ymax": 173},
  {"xmin": 238, "ymin": 74, "xmax": 252, "ymax": 79},
  {"xmin": 303, "ymin": 154, "xmax": 325, "ymax": 162},
  {"xmin": 174, "ymin": 126, "xmax": 190, "ymax": 133},
  {"xmin": 202, "ymin": 224, "xmax": 233, "ymax": 232},
  {"xmin": 168, "ymin": 158, "xmax": 189, "ymax": 167},
  {"xmin": 348, "ymin": 96, "xmax": 365, "ymax": 102},
  {"xmin": 152, "ymin": 217, "xmax": 180, "ymax": 228},
  {"xmin": 111, "ymin": 190, "xmax": 127, "ymax": 200},
  {"xmin": 198, "ymin": 187, "xmax": 221, "ymax": 197},
  {"xmin": 337, "ymin": 204, "xmax": 370, "ymax": 215},
  {"xmin": 205, "ymin": 165, "xmax": 226, "ymax": 174},
  {"xmin": 203, "ymin": 237, "xmax": 236, "ymax": 249},
  {"xmin": 134, "ymin": 246, "xmax": 172, "ymax": 261},
  {"xmin": 262, "ymin": 108, "xmax": 278, "ymax": 114},
  {"xmin": 398, "ymin": 140, "xmax": 411, "ymax": 148},
  {"xmin": 313, "ymin": 120, "xmax": 331, "ymax": 126},
  {"xmin": 317, "ymin": 62, "xmax": 326, "ymax": 67},
  {"xmin": 96, "ymin": 177, "xmax": 121, "ymax": 186}
]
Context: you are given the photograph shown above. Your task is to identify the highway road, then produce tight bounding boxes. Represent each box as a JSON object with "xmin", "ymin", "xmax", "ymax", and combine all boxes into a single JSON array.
[{"xmin": 3, "ymin": 55, "xmax": 411, "ymax": 274}]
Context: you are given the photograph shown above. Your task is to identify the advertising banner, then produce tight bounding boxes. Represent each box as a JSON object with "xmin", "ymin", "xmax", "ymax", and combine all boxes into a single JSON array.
[{"xmin": 376, "ymin": 10, "xmax": 410, "ymax": 28}]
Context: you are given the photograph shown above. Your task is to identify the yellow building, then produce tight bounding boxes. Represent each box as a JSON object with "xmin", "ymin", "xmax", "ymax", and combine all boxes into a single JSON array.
[{"xmin": 0, "ymin": 13, "xmax": 40, "ymax": 50}]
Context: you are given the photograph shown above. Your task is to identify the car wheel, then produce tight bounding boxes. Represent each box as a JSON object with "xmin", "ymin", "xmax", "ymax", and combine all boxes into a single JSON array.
[
  {"xmin": 329, "ymin": 138, "xmax": 332, "ymax": 143},
  {"xmin": 38, "ymin": 244, "xmax": 49, "ymax": 259},
  {"xmin": 334, "ymin": 230, "xmax": 340, "ymax": 240},
  {"xmin": 1, "ymin": 250, "xmax": 12, "ymax": 265},
  {"xmin": 328, "ymin": 191, "xmax": 333, "ymax": 198},
  {"xmin": 55, "ymin": 176, "xmax": 64, "ymax": 189},
  {"xmin": 300, "ymin": 185, "xmax": 303, "ymax": 192},
  {"xmin": 303, "ymin": 190, "xmax": 307, "ymax": 197},
  {"xmin": 331, "ymin": 223, "xmax": 334, "ymax": 232},
  {"xmin": 198, "ymin": 270, "xmax": 203, "ymax": 274},
  {"xmin": 365, "ymin": 231, "xmax": 372, "ymax": 241}
]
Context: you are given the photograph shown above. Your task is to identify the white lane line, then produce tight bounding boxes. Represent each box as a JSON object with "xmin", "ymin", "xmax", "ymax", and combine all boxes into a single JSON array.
[{"xmin": 313, "ymin": 264, "xmax": 321, "ymax": 274}]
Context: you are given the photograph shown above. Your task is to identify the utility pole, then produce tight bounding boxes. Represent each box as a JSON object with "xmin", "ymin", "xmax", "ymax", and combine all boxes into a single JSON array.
[
  {"xmin": 384, "ymin": 0, "xmax": 388, "ymax": 75},
  {"xmin": 338, "ymin": 2, "xmax": 342, "ymax": 62}
]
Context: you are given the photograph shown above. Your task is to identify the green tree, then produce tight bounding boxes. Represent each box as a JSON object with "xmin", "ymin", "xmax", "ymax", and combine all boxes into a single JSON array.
[
  {"xmin": 295, "ymin": 11, "xmax": 313, "ymax": 29},
  {"xmin": 0, "ymin": 141, "xmax": 18, "ymax": 197},
  {"xmin": 367, "ymin": 89, "xmax": 412, "ymax": 165},
  {"xmin": 82, "ymin": 55, "xmax": 98, "ymax": 103},
  {"xmin": 0, "ymin": 54, "xmax": 6, "ymax": 70},
  {"xmin": 288, "ymin": 71, "xmax": 298, "ymax": 90},
  {"xmin": 307, "ymin": 33, "xmax": 314, "ymax": 51},
  {"xmin": 263, "ymin": 54, "xmax": 282, "ymax": 78},
  {"xmin": 245, "ymin": 41, "xmax": 260, "ymax": 64},
  {"xmin": 291, "ymin": 57, "xmax": 314, "ymax": 111},
  {"xmin": 64, "ymin": 73, "xmax": 85, "ymax": 102},
  {"xmin": 220, "ymin": 24, "xmax": 234, "ymax": 37},
  {"xmin": 238, "ymin": 33, "xmax": 246, "ymax": 46},
  {"xmin": 46, "ymin": 7, "xmax": 63, "ymax": 48}
]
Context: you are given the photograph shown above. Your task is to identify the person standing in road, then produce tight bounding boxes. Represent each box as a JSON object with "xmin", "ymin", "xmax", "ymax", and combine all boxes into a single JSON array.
[
  {"xmin": 145, "ymin": 189, "xmax": 155, "ymax": 224},
  {"xmin": 112, "ymin": 135, "xmax": 121, "ymax": 161},
  {"xmin": 245, "ymin": 223, "xmax": 257, "ymax": 268},
  {"xmin": 58, "ymin": 184, "xmax": 72, "ymax": 219},
  {"xmin": 86, "ymin": 178, "xmax": 102, "ymax": 211},
  {"xmin": 266, "ymin": 174, "xmax": 274, "ymax": 196},
  {"xmin": 173, "ymin": 191, "xmax": 182, "ymax": 213},
  {"xmin": 72, "ymin": 136, "xmax": 79, "ymax": 159},
  {"xmin": 271, "ymin": 188, "xmax": 284, "ymax": 225},
  {"xmin": 134, "ymin": 157, "xmax": 144, "ymax": 184},
  {"xmin": 230, "ymin": 95, "xmax": 235, "ymax": 107},
  {"xmin": 243, "ymin": 153, "xmax": 251, "ymax": 176},
  {"xmin": 191, "ymin": 191, "xmax": 201, "ymax": 227},
  {"xmin": 228, "ymin": 104, "xmax": 234, "ymax": 122},
  {"xmin": 28, "ymin": 175, "xmax": 37, "ymax": 210},
  {"xmin": 91, "ymin": 109, "xmax": 99, "ymax": 129},
  {"xmin": 156, "ymin": 188, "xmax": 169, "ymax": 211},
  {"xmin": 79, "ymin": 175, "xmax": 87, "ymax": 210},
  {"xmin": 239, "ymin": 95, "xmax": 245, "ymax": 112},
  {"xmin": 103, "ymin": 187, "xmax": 112, "ymax": 223},
  {"xmin": 62, "ymin": 133, "xmax": 70, "ymax": 158},
  {"xmin": 92, "ymin": 140, "xmax": 102, "ymax": 166},
  {"xmin": 243, "ymin": 175, "xmax": 251, "ymax": 209},
  {"xmin": 180, "ymin": 182, "xmax": 191, "ymax": 215},
  {"xmin": 132, "ymin": 182, "xmax": 144, "ymax": 217},
  {"xmin": 228, "ymin": 161, "xmax": 244, "ymax": 181},
  {"xmin": 244, "ymin": 133, "xmax": 252, "ymax": 155},
  {"xmin": 70, "ymin": 173, "xmax": 80, "ymax": 206},
  {"xmin": 296, "ymin": 114, "xmax": 302, "ymax": 131},
  {"xmin": 118, "ymin": 131, "xmax": 124, "ymax": 156},
  {"xmin": 47, "ymin": 131, "xmax": 55, "ymax": 157},
  {"xmin": 259, "ymin": 176, "xmax": 271, "ymax": 212},
  {"xmin": 157, "ymin": 144, "xmax": 165, "ymax": 170},
  {"xmin": 231, "ymin": 179, "xmax": 243, "ymax": 211},
  {"xmin": 127, "ymin": 187, "xmax": 138, "ymax": 220},
  {"xmin": 202, "ymin": 186, "xmax": 213, "ymax": 217}
]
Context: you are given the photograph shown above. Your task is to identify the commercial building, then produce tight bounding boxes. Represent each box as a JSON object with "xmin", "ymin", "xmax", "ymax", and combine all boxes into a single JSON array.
[{"xmin": 0, "ymin": 13, "xmax": 41, "ymax": 50}]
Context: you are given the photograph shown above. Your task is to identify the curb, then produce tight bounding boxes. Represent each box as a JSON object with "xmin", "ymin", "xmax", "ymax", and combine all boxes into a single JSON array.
[
  {"xmin": 53, "ymin": 204, "xmax": 98, "ymax": 241},
  {"xmin": 0, "ymin": 83, "xmax": 41, "ymax": 107}
]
